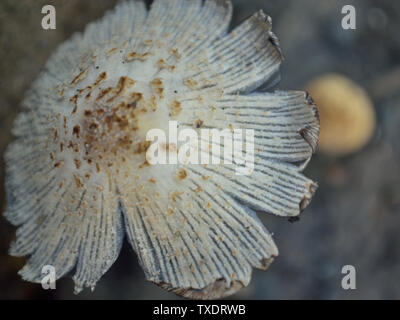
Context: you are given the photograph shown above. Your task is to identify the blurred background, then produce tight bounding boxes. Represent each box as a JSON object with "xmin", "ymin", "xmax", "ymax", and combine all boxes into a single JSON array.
[{"xmin": 0, "ymin": 0, "xmax": 399, "ymax": 299}]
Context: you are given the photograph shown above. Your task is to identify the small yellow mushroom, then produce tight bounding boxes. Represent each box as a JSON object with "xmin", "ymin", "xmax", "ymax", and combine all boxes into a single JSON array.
[{"xmin": 306, "ymin": 73, "xmax": 376, "ymax": 156}]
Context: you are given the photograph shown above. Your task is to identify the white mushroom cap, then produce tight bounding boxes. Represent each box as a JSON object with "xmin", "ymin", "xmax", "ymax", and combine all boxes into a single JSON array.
[{"xmin": 4, "ymin": 0, "xmax": 319, "ymax": 299}]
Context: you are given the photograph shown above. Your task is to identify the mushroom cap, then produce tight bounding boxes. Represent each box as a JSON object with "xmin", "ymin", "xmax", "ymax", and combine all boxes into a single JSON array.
[
  {"xmin": 306, "ymin": 73, "xmax": 375, "ymax": 156},
  {"xmin": 4, "ymin": 0, "xmax": 319, "ymax": 299}
]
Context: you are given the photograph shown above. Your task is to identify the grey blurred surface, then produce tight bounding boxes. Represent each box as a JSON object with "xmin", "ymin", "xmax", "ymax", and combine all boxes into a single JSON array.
[{"xmin": 0, "ymin": 0, "xmax": 399, "ymax": 299}]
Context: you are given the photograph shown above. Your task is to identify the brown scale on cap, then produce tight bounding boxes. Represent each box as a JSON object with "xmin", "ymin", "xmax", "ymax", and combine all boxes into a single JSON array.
[{"xmin": 63, "ymin": 73, "xmax": 166, "ymax": 173}]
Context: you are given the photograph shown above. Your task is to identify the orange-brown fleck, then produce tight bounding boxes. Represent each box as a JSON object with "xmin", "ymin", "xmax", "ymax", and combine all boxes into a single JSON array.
[
  {"xmin": 171, "ymin": 191, "xmax": 184, "ymax": 202},
  {"xmin": 70, "ymin": 95, "xmax": 78, "ymax": 114},
  {"xmin": 184, "ymin": 78, "xmax": 198, "ymax": 89},
  {"xmin": 177, "ymin": 168, "xmax": 187, "ymax": 180},
  {"xmin": 53, "ymin": 128, "xmax": 59, "ymax": 142},
  {"xmin": 156, "ymin": 59, "xmax": 175, "ymax": 71},
  {"xmin": 169, "ymin": 48, "xmax": 182, "ymax": 60},
  {"xmin": 73, "ymin": 175, "xmax": 83, "ymax": 188},
  {"xmin": 134, "ymin": 141, "xmax": 151, "ymax": 154},
  {"xmin": 138, "ymin": 160, "xmax": 150, "ymax": 169},
  {"xmin": 125, "ymin": 51, "xmax": 149, "ymax": 62},
  {"xmin": 96, "ymin": 87, "xmax": 113, "ymax": 101},
  {"xmin": 94, "ymin": 72, "xmax": 107, "ymax": 86},
  {"xmin": 169, "ymin": 100, "xmax": 182, "ymax": 117},
  {"xmin": 107, "ymin": 47, "xmax": 118, "ymax": 56},
  {"xmin": 54, "ymin": 161, "xmax": 64, "ymax": 168},
  {"xmin": 70, "ymin": 68, "xmax": 88, "ymax": 86},
  {"xmin": 74, "ymin": 159, "xmax": 82, "ymax": 170},
  {"xmin": 195, "ymin": 119, "xmax": 204, "ymax": 128},
  {"xmin": 73, "ymin": 125, "xmax": 81, "ymax": 138}
]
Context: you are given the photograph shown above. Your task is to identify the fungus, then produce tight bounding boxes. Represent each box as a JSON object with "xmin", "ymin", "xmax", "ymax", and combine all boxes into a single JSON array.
[
  {"xmin": 4, "ymin": 0, "xmax": 319, "ymax": 299},
  {"xmin": 305, "ymin": 73, "xmax": 375, "ymax": 156}
]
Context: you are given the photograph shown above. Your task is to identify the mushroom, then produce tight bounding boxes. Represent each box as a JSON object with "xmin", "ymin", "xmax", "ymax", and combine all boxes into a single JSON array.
[
  {"xmin": 4, "ymin": 0, "xmax": 319, "ymax": 299},
  {"xmin": 305, "ymin": 73, "xmax": 375, "ymax": 156}
]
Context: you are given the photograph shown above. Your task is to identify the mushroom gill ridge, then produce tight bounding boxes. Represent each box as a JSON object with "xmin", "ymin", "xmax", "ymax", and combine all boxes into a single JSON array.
[{"xmin": 4, "ymin": 0, "xmax": 319, "ymax": 299}]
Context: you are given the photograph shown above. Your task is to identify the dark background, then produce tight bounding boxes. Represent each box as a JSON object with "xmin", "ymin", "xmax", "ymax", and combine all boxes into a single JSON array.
[{"xmin": 1, "ymin": 0, "xmax": 399, "ymax": 299}]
